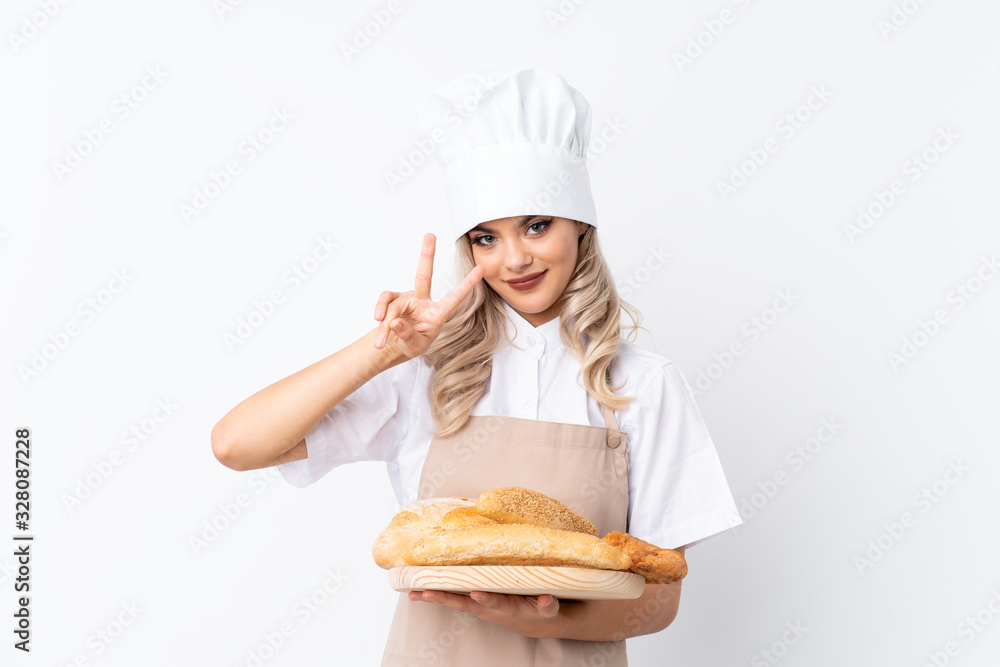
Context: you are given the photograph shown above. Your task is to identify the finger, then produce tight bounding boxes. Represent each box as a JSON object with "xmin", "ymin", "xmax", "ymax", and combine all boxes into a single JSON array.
[
  {"xmin": 468, "ymin": 591, "xmax": 506, "ymax": 610},
  {"xmin": 375, "ymin": 299, "xmax": 404, "ymax": 349},
  {"xmin": 414, "ymin": 233, "xmax": 435, "ymax": 300},
  {"xmin": 388, "ymin": 317, "xmax": 409, "ymax": 342},
  {"xmin": 535, "ymin": 594, "xmax": 560, "ymax": 617},
  {"xmin": 374, "ymin": 291, "xmax": 399, "ymax": 321},
  {"xmin": 413, "ymin": 590, "xmax": 475, "ymax": 613},
  {"xmin": 437, "ymin": 264, "xmax": 485, "ymax": 319}
]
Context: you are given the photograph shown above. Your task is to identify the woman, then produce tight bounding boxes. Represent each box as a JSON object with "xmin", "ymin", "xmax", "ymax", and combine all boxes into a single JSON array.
[{"xmin": 212, "ymin": 68, "xmax": 741, "ymax": 665}]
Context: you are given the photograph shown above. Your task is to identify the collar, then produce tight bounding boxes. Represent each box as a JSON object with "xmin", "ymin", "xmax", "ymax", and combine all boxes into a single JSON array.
[{"xmin": 501, "ymin": 300, "xmax": 564, "ymax": 359}]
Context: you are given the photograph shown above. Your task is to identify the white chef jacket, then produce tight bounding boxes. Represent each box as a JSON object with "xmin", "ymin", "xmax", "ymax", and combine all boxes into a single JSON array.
[{"xmin": 277, "ymin": 300, "xmax": 742, "ymax": 549}]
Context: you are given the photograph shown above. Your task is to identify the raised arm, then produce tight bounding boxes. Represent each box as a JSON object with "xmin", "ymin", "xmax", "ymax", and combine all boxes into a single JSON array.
[
  {"xmin": 211, "ymin": 233, "xmax": 484, "ymax": 472},
  {"xmin": 210, "ymin": 326, "xmax": 409, "ymax": 471}
]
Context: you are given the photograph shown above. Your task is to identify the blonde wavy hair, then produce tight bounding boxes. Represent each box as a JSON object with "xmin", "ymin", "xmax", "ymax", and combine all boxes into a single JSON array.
[{"xmin": 423, "ymin": 222, "xmax": 649, "ymax": 437}]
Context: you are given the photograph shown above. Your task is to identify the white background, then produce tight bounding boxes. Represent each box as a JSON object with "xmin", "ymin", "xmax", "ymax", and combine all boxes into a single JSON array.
[{"xmin": 3, "ymin": 1, "xmax": 999, "ymax": 666}]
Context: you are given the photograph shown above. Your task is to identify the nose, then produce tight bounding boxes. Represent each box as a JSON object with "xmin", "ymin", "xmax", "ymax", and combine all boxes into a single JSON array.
[{"xmin": 503, "ymin": 237, "xmax": 531, "ymax": 272}]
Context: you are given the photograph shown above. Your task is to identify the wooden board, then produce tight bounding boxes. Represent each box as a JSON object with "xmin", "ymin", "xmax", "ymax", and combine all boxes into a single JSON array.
[{"xmin": 390, "ymin": 565, "xmax": 645, "ymax": 600}]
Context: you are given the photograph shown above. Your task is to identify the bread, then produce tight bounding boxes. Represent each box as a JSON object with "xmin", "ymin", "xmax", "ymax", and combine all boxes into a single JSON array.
[
  {"xmin": 372, "ymin": 498, "xmax": 476, "ymax": 568},
  {"xmin": 603, "ymin": 531, "xmax": 688, "ymax": 584},
  {"xmin": 475, "ymin": 486, "xmax": 598, "ymax": 536},
  {"xmin": 372, "ymin": 488, "xmax": 688, "ymax": 585},
  {"xmin": 406, "ymin": 524, "xmax": 631, "ymax": 570},
  {"xmin": 441, "ymin": 506, "xmax": 499, "ymax": 529}
]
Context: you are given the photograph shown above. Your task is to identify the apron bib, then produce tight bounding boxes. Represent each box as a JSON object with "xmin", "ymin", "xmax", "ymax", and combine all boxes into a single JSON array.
[{"xmin": 381, "ymin": 403, "xmax": 630, "ymax": 666}]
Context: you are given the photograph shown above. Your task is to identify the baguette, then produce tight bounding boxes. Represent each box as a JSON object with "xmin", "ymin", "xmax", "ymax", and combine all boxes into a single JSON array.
[
  {"xmin": 406, "ymin": 523, "xmax": 632, "ymax": 570},
  {"xmin": 602, "ymin": 531, "xmax": 688, "ymax": 584}
]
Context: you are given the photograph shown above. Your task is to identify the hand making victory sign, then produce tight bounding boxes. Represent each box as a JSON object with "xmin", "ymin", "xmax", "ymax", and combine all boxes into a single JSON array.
[{"xmin": 373, "ymin": 233, "xmax": 485, "ymax": 358}]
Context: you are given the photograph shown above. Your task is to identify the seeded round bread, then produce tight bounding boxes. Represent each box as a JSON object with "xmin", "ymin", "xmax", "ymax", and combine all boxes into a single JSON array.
[{"xmin": 474, "ymin": 486, "xmax": 598, "ymax": 536}]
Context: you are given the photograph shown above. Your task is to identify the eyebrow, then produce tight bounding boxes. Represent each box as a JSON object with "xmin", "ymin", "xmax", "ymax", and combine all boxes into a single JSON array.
[{"xmin": 467, "ymin": 216, "xmax": 537, "ymax": 235}]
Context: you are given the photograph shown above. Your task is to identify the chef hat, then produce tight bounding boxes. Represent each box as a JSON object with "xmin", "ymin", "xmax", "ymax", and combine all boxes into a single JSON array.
[{"xmin": 416, "ymin": 67, "xmax": 598, "ymax": 242}]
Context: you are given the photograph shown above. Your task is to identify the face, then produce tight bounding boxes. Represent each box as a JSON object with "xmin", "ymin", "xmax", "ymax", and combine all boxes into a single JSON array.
[{"xmin": 467, "ymin": 215, "xmax": 587, "ymax": 327}]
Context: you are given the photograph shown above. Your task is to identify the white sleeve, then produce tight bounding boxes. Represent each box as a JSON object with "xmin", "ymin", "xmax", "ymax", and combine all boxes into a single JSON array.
[
  {"xmin": 275, "ymin": 356, "xmax": 424, "ymax": 488},
  {"xmin": 623, "ymin": 362, "xmax": 742, "ymax": 550}
]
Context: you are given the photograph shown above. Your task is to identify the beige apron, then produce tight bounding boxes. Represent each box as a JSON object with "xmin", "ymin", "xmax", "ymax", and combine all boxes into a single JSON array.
[{"xmin": 381, "ymin": 404, "xmax": 631, "ymax": 666}]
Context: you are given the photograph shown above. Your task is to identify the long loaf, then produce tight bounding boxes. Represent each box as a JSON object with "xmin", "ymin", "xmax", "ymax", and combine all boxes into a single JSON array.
[
  {"xmin": 602, "ymin": 531, "xmax": 688, "ymax": 583},
  {"xmin": 406, "ymin": 524, "xmax": 631, "ymax": 570}
]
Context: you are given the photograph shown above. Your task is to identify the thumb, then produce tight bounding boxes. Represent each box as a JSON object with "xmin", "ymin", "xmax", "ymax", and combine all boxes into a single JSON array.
[
  {"xmin": 389, "ymin": 318, "xmax": 408, "ymax": 339},
  {"xmin": 536, "ymin": 595, "xmax": 559, "ymax": 617}
]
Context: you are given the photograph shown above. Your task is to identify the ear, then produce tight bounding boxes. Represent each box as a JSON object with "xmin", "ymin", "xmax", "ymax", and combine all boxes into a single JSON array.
[{"xmin": 577, "ymin": 220, "xmax": 588, "ymax": 239}]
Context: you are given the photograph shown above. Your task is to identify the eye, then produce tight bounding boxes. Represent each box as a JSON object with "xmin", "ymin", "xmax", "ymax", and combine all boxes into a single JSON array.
[
  {"xmin": 527, "ymin": 219, "xmax": 552, "ymax": 234},
  {"xmin": 470, "ymin": 219, "xmax": 552, "ymax": 248}
]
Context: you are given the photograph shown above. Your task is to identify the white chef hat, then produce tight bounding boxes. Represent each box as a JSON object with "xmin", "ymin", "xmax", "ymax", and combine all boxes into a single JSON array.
[{"xmin": 416, "ymin": 67, "xmax": 598, "ymax": 242}]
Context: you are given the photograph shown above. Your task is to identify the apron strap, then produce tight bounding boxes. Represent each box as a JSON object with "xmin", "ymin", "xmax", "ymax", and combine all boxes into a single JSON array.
[{"xmin": 600, "ymin": 403, "xmax": 624, "ymax": 449}]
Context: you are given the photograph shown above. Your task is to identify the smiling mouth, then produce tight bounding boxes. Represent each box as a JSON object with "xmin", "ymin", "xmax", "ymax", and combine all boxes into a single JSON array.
[{"xmin": 507, "ymin": 271, "xmax": 545, "ymax": 285}]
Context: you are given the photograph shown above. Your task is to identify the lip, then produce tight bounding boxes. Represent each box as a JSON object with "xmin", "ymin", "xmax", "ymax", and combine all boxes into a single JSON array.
[{"xmin": 506, "ymin": 270, "xmax": 546, "ymax": 291}]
